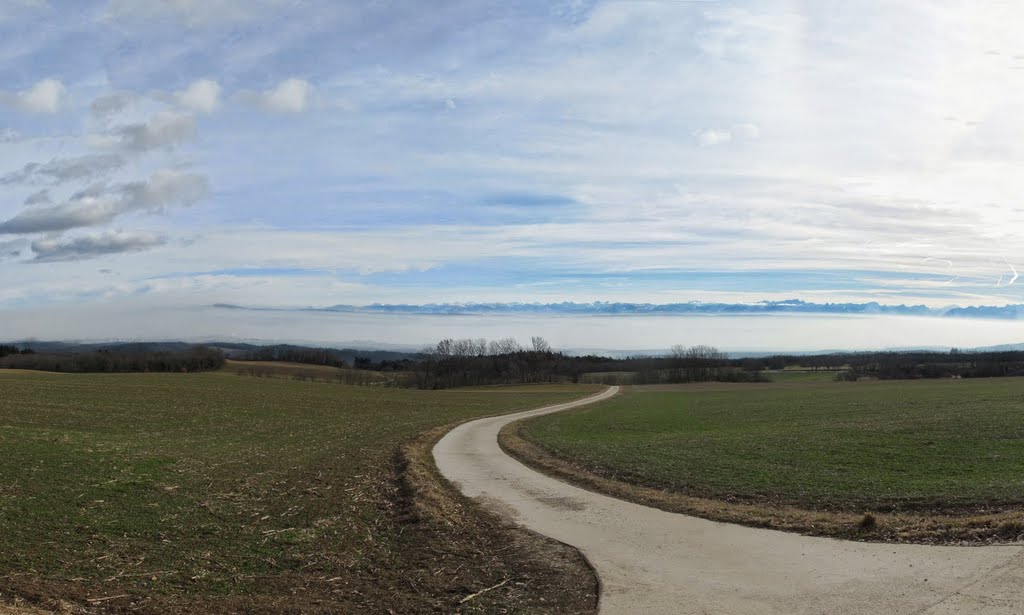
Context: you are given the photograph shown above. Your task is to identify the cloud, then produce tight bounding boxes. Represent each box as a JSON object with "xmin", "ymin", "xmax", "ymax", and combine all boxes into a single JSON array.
[
  {"xmin": 697, "ymin": 124, "xmax": 760, "ymax": 147},
  {"xmin": 697, "ymin": 129, "xmax": 732, "ymax": 147},
  {"xmin": 2, "ymin": 78, "xmax": 65, "ymax": 113},
  {"xmin": 733, "ymin": 123, "xmax": 760, "ymax": 139},
  {"xmin": 0, "ymin": 170, "xmax": 208, "ymax": 234},
  {"xmin": 103, "ymin": 112, "xmax": 196, "ymax": 151},
  {"xmin": 1, "ymin": 153, "xmax": 126, "ymax": 185},
  {"xmin": 0, "ymin": 238, "xmax": 28, "ymax": 260},
  {"xmin": 24, "ymin": 190, "xmax": 51, "ymax": 205},
  {"xmin": 119, "ymin": 169, "xmax": 209, "ymax": 210},
  {"xmin": 259, "ymin": 78, "xmax": 313, "ymax": 113},
  {"xmin": 175, "ymin": 79, "xmax": 221, "ymax": 113},
  {"xmin": 7, "ymin": 2, "xmax": 1024, "ymax": 316},
  {"xmin": 90, "ymin": 92, "xmax": 134, "ymax": 119},
  {"xmin": 30, "ymin": 230, "xmax": 166, "ymax": 263}
]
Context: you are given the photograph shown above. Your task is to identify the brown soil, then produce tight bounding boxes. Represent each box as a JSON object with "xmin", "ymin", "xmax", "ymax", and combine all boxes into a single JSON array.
[{"xmin": 500, "ymin": 419, "xmax": 1024, "ymax": 546}]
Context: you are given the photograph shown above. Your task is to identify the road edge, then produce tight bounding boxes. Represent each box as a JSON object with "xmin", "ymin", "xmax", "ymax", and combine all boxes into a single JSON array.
[{"xmin": 432, "ymin": 386, "xmax": 620, "ymax": 611}]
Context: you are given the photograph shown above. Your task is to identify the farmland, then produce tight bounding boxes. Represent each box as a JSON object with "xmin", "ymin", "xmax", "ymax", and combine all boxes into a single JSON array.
[
  {"xmin": 510, "ymin": 378, "xmax": 1024, "ymax": 542},
  {"xmin": 0, "ymin": 369, "xmax": 599, "ymax": 614}
]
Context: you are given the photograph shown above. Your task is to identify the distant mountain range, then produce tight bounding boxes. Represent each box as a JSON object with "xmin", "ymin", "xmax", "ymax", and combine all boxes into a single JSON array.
[{"xmin": 213, "ymin": 299, "xmax": 1024, "ymax": 320}]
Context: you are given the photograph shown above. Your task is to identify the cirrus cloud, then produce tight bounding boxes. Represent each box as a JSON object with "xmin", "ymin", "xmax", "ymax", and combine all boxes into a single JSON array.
[
  {"xmin": 30, "ymin": 230, "xmax": 167, "ymax": 263},
  {"xmin": 1, "ymin": 153, "xmax": 126, "ymax": 185}
]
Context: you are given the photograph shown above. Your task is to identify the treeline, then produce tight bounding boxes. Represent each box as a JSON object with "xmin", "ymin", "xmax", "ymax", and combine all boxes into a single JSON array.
[
  {"xmin": 819, "ymin": 350, "xmax": 1024, "ymax": 380},
  {"xmin": 234, "ymin": 345, "xmax": 350, "ymax": 368},
  {"xmin": 0, "ymin": 345, "xmax": 34, "ymax": 358},
  {"xmin": 16, "ymin": 338, "xmax": 1024, "ymax": 384},
  {"xmin": 416, "ymin": 336, "xmax": 584, "ymax": 389},
  {"xmin": 0, "ymin": 346, "xmax": 225, "ymax": 373},
  {"xmin": 624, "ymin": 344, "xmax": 766, "ymax": 385},
  {"xmin": 412, "ymin": 338, "xmax": 765, "ymax": 389}
]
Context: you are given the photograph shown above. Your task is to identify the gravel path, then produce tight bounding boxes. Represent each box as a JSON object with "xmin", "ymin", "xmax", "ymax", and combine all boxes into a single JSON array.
[{"xmin": 433, "ymin": 386, "xmax": 1024, "ymax": 614}]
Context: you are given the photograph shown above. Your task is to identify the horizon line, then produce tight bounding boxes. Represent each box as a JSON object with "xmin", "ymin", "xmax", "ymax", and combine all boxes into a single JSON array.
[{"xmin": 210, "ymin": 299, "xmax": 1024, "ymax": 320}]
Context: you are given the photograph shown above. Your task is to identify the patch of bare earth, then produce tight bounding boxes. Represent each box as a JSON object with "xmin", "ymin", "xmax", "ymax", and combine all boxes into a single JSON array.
[
  {"xmin": 391, "ymin": 424, "xmax": 599, "ymax": 614},
  {"xmin": 500, "ymin": 419, "xmax": 1024, "ymax": 546}
]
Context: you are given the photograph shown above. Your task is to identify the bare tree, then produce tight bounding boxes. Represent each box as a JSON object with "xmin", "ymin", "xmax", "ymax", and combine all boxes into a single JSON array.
[
  {"xmin": 684, "ymin": 345, "xmax": 727, "ymax": 381},
  {"xmin": 664, "ymin": 344, "xmax": 727, "ymax": 382},
  {"xmin": 667, "ymin": 344, "xmax": 687, "ymax": 382},
  {"xmin": 684, "ymin": 345, "xmax": 726, "ymax": 361},
  {"xmin": 489, "ymin": 337, "xmax": 522, "ymax": 355},
  {"xmin": 531, "ymin": 336, "xmax": 551, "ymax": 353}
]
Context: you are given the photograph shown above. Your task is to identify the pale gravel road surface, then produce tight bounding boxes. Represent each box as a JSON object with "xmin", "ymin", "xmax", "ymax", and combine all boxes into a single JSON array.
[{"xmin": 433, "ymin": 386, "xmax": 1024, "ymax": 614}]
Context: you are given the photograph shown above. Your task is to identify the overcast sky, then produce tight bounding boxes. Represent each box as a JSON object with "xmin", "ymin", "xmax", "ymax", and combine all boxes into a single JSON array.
[{"xmin": 4, "ymin": 1, "xmax": 1024, "ymax": 344}]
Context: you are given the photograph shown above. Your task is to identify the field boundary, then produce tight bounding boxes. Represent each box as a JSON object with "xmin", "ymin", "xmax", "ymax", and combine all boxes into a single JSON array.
[
  {"xmin": 397, "ymin": 419, "xmax": 600, "ymax": 613},
  {"xmin": 499, "ymin": 415, "xmax": 1024, "ymax": 545}
]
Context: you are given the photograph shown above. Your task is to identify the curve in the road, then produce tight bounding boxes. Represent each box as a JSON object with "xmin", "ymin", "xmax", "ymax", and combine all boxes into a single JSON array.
[{"xmin": 433, "ymin": 386, "xmax": 1024, "ymax": 615}]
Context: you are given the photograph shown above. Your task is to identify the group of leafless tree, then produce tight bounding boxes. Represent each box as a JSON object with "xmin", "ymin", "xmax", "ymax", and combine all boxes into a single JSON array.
[
  {"xmin": 413, "ymin": 336, "xmax": 568, "ymax": 389},
  {"xmin": 409, "ymin": 338, "xmax": 767, "ymax": 389}
]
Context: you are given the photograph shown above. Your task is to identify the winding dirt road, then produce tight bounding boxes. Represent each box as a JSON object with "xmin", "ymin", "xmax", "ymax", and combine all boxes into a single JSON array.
[{"xmin": 433, "ymin": 386, "xmax": 1024, "ymax": 614}]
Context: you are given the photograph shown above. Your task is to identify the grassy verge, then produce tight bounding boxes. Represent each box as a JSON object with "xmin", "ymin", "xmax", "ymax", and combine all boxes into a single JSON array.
[
  {"xmin": 0, "ymin": 370, "xmax": 599, "ymax": 613},
  {"xmin": 503, "ymin": 380, "xmax": 1024, "ymax": 544}
]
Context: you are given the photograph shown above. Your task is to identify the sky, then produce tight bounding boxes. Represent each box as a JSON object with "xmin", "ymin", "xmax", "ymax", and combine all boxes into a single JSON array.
[{"xmin": 4, "ymin": 1, "xmax": 1024, "ymax": 348}]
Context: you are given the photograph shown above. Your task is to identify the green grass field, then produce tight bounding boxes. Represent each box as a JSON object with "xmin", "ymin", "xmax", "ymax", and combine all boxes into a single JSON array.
[
  {"xmin": 520, "ymin": 379, "xmax": 1024, "ymax": 512},
  {"xmin": 0, "ymin": 370, "xmax": 597, "ymax": 613}
]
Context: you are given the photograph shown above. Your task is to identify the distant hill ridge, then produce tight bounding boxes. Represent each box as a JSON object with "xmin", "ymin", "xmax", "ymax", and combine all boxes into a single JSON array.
[
  {"xmin": 2, "ymin": 341, "xmax": 424, "ymax": 363},
  {"xmin": 6, "ymin": 339, "xmax": 1024, "ymax": 360}
]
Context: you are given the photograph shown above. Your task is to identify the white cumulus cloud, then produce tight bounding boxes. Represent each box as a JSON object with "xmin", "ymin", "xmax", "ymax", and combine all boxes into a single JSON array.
[
  {"xmin": 260, "ymin": 78, "xmax": 313, "ymax": 113},
  {"xmin": 3, "ymin": 78, "xmax": 65, "ymax": 113},
  {"xmin": 175, "ymin": 79, "xmax": 221, "ymax": 114}
]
